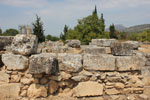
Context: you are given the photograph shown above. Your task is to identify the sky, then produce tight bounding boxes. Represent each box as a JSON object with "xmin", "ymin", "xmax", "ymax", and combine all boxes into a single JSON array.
[{"xmin": 0, "ymin": 0, "xmax": 150, "ymax": 36}]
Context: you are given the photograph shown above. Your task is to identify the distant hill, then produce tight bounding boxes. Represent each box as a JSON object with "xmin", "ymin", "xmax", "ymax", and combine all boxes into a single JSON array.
[{"xmin": 106, "ymin": 24, "xmax": 150, "ymax": 33}]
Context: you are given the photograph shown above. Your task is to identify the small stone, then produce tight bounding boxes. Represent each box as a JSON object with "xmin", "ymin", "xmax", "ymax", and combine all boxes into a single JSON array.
[
  {"xmin": 105, "ymin": 88, "xmax": 120, "ymax": 95},
  {"xmin": 139, "ymin": 94, "xmax": 148, "ymax": 100},
  {"xmin": 21, "ymin": 77, "xmax": 34, "ymax": 85},
  {"xmin": 27, "ymin": 84, "xmax": 47, "ymax": 98},
  {"xmin": 114, "ymin": 83, "xmax": 125, "ymax": 89},
  {"xmin": 20, "ymin": 90, "xmax": 27, "ymax": 97},
  {"xmin": 34, "ymin": 74, "xmax": 43, "ymax": 78},
  {"xmin": 71, "ymin": 75, "xmax": 88, "ymax": 82},
  {"xmin": 10, "ymin": 74, "xmax": 21, "ymax": 83},
  {"xmin": 49, "ymin": 80, "xmax": 59, "ymax": 94},
  {"xmin": 60, "ymin": 72, "xmax": 72, "ymax": 80},
  {"xmin": 40, "ymin": 77, "xmax": 48, "ymax": 85}
]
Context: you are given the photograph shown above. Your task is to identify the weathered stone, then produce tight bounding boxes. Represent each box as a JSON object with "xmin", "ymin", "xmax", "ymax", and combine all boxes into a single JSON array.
[
  {"xmin": 125, "ymin": 41, "xmax": 141, "ymax": 49},
  {"xmin": 114, "ymin": 83, "xmax": 125, "ymax": 89},
  {"xmin": 0, "ymin": 83, "xmax": 21, "ymax": 98},
  {"xmin": 59, "ymin": 72, "xmax": 72, "ymax": 80},
  {"xmin": 49, "ymin": 80, "xmax": 59, "ymax": 94},
  {"xmin": 2, "ymin": 54, "xmax": 28, "ymax": 70},
  {"xmin": 0, "ymin": 36, "xmax": 14, "ymax": 50},
  {"xmin": 90, "ymin": 39, "xmax": 116, "ymax": 47},
  {"xmin": 66, "ymin": 40, "xmax": 81, "ymax": 48},
  {"xmin": 83, "ymin": 54, "xmax": 115, "ymax": 71},
  {"xmin": 111, "ymin": 42, "xmax": 134, "ymax": 56},
  {"xmin": 0, "ymin": 71, "xmax": 10, "ymax": 84},
  {"xmin": 11, "ymin": 34, "xmax": 38, "ymax": 55},
  {"xmin": 83, "ymin": 46, "xmax": 106, "ymax": 54},
  {"xmin": 79, "ymin": 70, "xmax": 93, "ymax": 77},
  {"xmin": 40, "ymin": 77, "xmax": 48, "ymax": 85},
  {"xmin": 105, "ymin": 88, "xmax": 120, "ymax": 95},
  {"xmin": 27, "ymin": 84, "xmax": 47, "ymax": 98},
  {"xmin": 116, "ymin": 56, "xmax": 145, "ymax": 71},
  {"xmin": 73, "ymin": 81, "xmax": 103, "ymax": 97},
  {"xmin": 58, "ymin": 53, "xmax": 82, "ymax": 73},
  {"xmin": 105, "ymin": 47, "xmax": 111, "ymax": 54},
  {"xmin": 28, "ymin": 53, "xmax": 58, "ymax": 74},
  {"xmin": 21, "ymin": 77, "xmax": 34, "ymax": 85},
  {"xmin": 145, "ymin": 53, "xmax": 150, "ymax": 66}
]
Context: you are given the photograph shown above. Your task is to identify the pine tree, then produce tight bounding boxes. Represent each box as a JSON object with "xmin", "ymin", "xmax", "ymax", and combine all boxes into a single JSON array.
[
  {"xmin": 0, "ymin": 28, "xmax": 2, "ymax": 35},
  {"xmin": 32, "ymin": 15, "xmax": 45, "ymax": 43}
]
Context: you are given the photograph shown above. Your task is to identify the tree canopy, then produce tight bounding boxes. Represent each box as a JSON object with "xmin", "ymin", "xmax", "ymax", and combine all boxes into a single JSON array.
[
  {"xmin": 60, "ymin": 6, "xmax": 106, "ymax": 44},
  {"xmin": 2, "ymin": 29, "xmax": 18, "ymax": 36}
]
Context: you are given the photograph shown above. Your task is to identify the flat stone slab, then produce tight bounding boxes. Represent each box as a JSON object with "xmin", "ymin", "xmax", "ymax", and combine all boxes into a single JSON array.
[
  {"xmin": 90, "ymin": 39, "xmax": 116, "ymax": 47},
  {"xmin": 83, "ymin": 46, "xmax": 106, "ymax": 55},
  {"xmin": 28, "ymin": 53, "xmax": 58, "ymax": 74},
  {"xmin": 58, "ymin": 53, "xmax": 82, "ymax": 73},
  {"xmin": 2, "ymin": 54, "xmax": 28, "ymax": 70},
  {"xmin": 83, "ymin": 54, "xmax": 115, "ymax": 71},
  {"xmin": 73, "ymin": 81, "xmax": 103, "ymax": 97}
]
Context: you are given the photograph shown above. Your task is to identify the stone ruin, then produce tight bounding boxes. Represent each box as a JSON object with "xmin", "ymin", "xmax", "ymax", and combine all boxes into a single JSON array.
[{"xmin": 0, "ymin": 33, "xmax": 150, "ymax": 100}]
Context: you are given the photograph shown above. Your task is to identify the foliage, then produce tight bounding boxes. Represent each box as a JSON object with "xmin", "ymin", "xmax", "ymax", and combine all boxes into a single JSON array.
[
  {"xmin": 2, "ymin": 29, "xmax": 19, "ymax": 36},
  {"xmin": 46, "ymin": 34, "xmax": 60, "ymax": 41},
  {"xmin": 32, "ymin": 15, "xmax": 45, "ymax": 43},
  {"xmin": 61, "ymin": 6, "xmax": 106, "ymax": 45},
  {"xmin": 109, "ymin": 24, "xmax": 116, "ymax": 38}
]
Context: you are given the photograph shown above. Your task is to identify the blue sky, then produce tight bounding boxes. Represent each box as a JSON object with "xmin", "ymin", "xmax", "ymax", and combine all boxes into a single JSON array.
[{"xmin": 0, "ymin": 0, "xmax": 150, "ymax": 36}]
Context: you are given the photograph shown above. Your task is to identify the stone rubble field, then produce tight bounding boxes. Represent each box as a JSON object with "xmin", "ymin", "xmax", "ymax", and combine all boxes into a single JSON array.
[{"xmin": 0, "ymin": 34, "xmax": 150, "ymax": 100}]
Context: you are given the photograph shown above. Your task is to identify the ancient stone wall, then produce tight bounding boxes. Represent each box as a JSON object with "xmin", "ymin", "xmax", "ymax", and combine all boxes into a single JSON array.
[{"xmin": 0, "ymin": 34, "xmax": 150, "ymax": 100}]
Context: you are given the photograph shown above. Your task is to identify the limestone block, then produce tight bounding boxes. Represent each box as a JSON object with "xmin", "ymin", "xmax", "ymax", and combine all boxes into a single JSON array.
[
  {"xmin": 83, "ymin": 46, "xmax": 106, "ymax": 54},
  {"xmin": 28, "ymin": 53, "xmax": 58, "ymax": 74},
  {"xmin": 73, "ymin": 81, "xmax": 103, "ymax": 97},
  {"xmin": 111, "ymin": 42, "xmax": 134, "ymax": 56},
  {"xmin": 27, "ymin": 84, "xmax": 47, "ymax": 98},
  {"xmin": 0, "ymin": 83, "xmax": 21, "ymax": 98},
  {"xmin": 11, "ymin": 34, "xmax": 38, "ymax": 55},
  {"xmin": 105, "ymin": 88, "xmax": 120, "ymax": 95},
  {"xmin": 90, "ymin": 39, "xmax": 116, "ymax": 47},
  {"xmin": 125, "ymin": 41, "xmax": 141, "ymax": 49},
  {"xmin": 66, "ymin": 40, "xmax": 81, "ymax": 48},
  {"xmin": 83, "ymin": 54, "xmax": 115, "ymax": 71},
  {"xmin": 116, "ymin": 56, "xmax": 145, "ymax": 71},
  {"xmin": 58, "ymin": 53, "xmax": 82, "ymax": 73},
  {"xmin": 2, "ymin": 54, "xmax": 28, "ymax": 70}
]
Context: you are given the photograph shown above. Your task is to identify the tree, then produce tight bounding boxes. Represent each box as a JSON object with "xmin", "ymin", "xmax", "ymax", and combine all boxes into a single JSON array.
[
  {"xmin": 65, "ymin": 6, "xmax": 106, "ymax": 44},
  {"xmin": 2, "ymin": 29, "xmax": 19, "ymax": 36},
  {"xmin": 46, "ymin": 35, "xmax": 60, "ymax": 41},
  {"xmin": 109, "ymin": 24, "xmax": 116, "ymax": 38},
  {"xmin": 60, "ymin": 25, "xmax": 68, "ymax": 41},
  {"xmin": 0, "ymin": 28, "xmax": 2, "ymax": 34},
  {"xmin": 32, "ymin": 15, "xmax": 45, "ymax": 43}
]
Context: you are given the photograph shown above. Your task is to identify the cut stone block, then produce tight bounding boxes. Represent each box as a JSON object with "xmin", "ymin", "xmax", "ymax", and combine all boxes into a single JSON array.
[
  {"xmin": 11, "ymin": 34, "xmax": 38, "ymax": 55},
  {"xmin": 83, "ymin": 54, "xmax": 115, "ymax": 71},
  {"xmin": 2, "ymin": 54, "xmax": 28, "ymax": 70},
  {"xmin": 28, "ymin": 53, "xmax": 58, "ymax": 74},
  {"xmin": 58, "ymin": 53, "xmax": 82, "ymax": 73}
]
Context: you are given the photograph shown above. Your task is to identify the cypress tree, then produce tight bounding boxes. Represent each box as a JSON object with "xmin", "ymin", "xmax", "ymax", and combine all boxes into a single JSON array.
[{"xmin": 32, "ymin": 15, "xmax": 45, "ymax": 43}]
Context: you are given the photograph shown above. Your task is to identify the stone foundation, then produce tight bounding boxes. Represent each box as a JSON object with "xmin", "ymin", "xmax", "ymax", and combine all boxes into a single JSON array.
[{"xmin": 0, "ymin": 36, "xmax": 150, "ymax": 100}]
